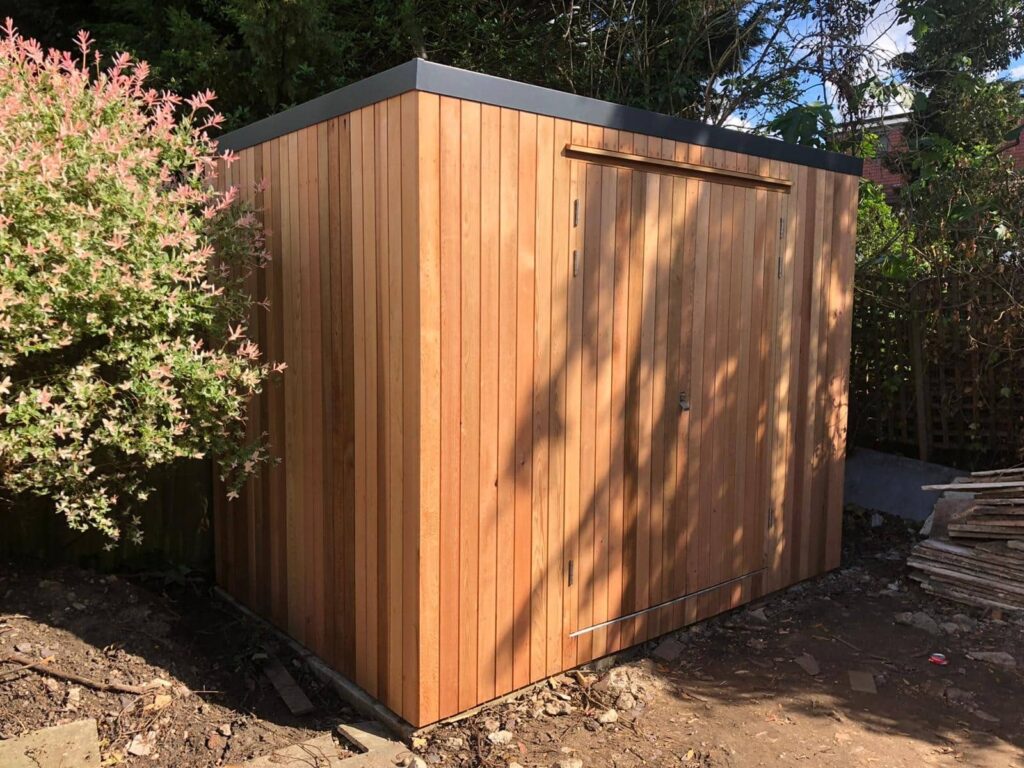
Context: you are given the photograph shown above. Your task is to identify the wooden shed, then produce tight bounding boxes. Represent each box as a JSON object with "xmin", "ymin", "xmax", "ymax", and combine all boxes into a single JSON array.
[{"xmin": 214, "ymin": 59, "xmax": 862, "ymax": 728}]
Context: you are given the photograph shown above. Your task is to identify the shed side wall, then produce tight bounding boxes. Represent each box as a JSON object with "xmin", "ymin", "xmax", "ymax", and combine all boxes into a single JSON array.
[
  {"xmin": 417, "ymin": 94, "xmax": 859, "ymax": 723},
  {"xmin": 214, "ymin": 92, "xmax": 422, "ymax": 724}
]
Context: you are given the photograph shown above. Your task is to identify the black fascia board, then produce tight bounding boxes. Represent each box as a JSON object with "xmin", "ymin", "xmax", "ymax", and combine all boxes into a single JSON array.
[
  {"xmin": 217, "ymin": 58, "xmax": 863, "ymax": 176},
  {"xmin": 216, "ymin": 59, "xmax": 419, "ymax": 153}
]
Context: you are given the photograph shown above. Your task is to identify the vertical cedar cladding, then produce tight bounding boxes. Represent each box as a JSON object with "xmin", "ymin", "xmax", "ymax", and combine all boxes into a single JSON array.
[
  {"xmin": 215, "ymin": 87, "xmax": 858, "ymax": 728},
  {"xmin": 216, "ymin": 93, "xmax": 422, "ymax": 721}
]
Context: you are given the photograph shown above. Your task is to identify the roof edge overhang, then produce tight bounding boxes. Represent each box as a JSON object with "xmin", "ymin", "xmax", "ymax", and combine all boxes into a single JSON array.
[{"xmin": 217, "ymin": 58, "xmax": 863, "ymax": 176}]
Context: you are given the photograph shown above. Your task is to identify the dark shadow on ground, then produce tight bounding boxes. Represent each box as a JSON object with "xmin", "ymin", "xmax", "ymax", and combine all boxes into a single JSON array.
[
  {"xmin": 0, "ymin": 561, "xmax": 356, "ymax": 766},
  {"xmin": 419, "ymin": 513, "xmax": 1024, "ymax": 768},
  {"xmin": 645, "ymin": 516, "xmax": 1024, "ymax": 766}
]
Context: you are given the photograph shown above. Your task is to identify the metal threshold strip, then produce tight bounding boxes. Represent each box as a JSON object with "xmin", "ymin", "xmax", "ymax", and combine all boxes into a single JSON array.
[{"xmin": 569, "ymin": 568, "xmax": 766, "ymax": 638}]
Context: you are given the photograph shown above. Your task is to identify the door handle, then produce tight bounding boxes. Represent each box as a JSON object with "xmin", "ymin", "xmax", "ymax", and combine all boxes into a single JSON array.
[{"xmin": 678, "ymin": 392, "xmax": 690, "ymax": 412}]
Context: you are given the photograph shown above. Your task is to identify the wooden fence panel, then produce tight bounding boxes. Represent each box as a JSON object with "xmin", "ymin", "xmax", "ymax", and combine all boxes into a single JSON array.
[{"xmin": 849, "ymin": 269, "xmax": 1024, "ymax": 469}]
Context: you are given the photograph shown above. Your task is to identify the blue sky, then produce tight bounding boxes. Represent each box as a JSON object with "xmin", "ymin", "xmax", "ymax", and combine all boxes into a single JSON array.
[
  {"xmin": 726, "ymin": 1, "xmax": 1024, "ymax": 131},
  {"xmin": 823, "ymin": 1, "xmax": 1024, "ymax": 113}
]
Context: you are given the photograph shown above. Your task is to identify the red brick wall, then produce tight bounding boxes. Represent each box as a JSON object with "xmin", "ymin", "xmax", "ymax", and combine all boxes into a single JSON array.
[{"xmin": 862, "ymin": 121, "xmax": 1024, "ymax": 190}]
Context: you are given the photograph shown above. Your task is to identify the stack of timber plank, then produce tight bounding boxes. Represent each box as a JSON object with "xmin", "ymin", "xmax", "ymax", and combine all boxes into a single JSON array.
[{"xmin": 908, "ymin": 468, "xmax": 1024, "ymax": 612}]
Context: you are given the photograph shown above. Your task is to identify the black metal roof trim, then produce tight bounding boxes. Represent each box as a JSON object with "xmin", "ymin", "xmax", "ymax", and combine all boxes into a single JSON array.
[
  {"xmin": 216, "ymin": 59, "xmax": 419, "ymax": 153},
  {"xmin": 217, "ymin": 59, "xmax": 864, "ymax": 176}
]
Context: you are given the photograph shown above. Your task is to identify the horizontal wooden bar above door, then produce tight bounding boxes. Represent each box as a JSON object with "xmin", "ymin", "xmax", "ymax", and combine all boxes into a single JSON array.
[{"xmin": 564, "ymin": 144, "xmax": 794, "ymax": 192}]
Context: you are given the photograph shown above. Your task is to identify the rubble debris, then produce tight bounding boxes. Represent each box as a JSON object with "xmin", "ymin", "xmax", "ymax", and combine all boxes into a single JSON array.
[
  {"xmin": 127, "ymin": 732, "xmax": 155, "ymax": 757},
  {"xmin": 909, "ymin": 471, "xmax": 1024, "ymax": 612},
  {"xmin": 0, "ymin": 719, "xmax": 100, "ymax": 768},
  {"xmin": 746, "ymin": 607, "xmax": 769, "ymax": 624},
  {"xmin": 259, "ymin": 652, "xmax": 315, "ymax": 716},
  {"xmin": 894, "ymin": 611, "xmax": 940, "ymax": 635},
  {"xmin": 651, "ymin": 637, "xmax": 684, "ymax": 663},
  {"xmin": 967, "ymin": 651, "xmax": 1017, "ymax": 669},
  {"xmin": 614, "ymin": 691, "xmax": 637, "ymax": 711},
  {"xmin": 234, "ymin": 734, "xmax": 349, "ymax": 768},
  {"xmin": 0, "ymin": 566, "xmax": 353, "ymax": 768},
  {"xmin": 848, "ymin": 671, "xmax": 877, "ymax": 694},
  {"xmin": 544, "ymin": 699, "xmax": 574, "ymax": 716},
  {"xmin": 793, "ymin": 653, "xmax": 820, "ymax": 676}
]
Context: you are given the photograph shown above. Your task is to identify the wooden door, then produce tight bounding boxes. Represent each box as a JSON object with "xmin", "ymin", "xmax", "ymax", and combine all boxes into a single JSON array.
[{"xmin": 567, "ymin": 156, "xmax": 785, "ymax": 639}]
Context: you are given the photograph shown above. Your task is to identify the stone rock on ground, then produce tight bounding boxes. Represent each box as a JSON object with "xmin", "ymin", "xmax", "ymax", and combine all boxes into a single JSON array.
[
  {"xmin": 951, "ymin": 613, "xmax": 978, "ymax": 631},
  {"xmin": 594, "ymin": 667, "xmax": 634, "ymax": 696},
  {"xmin": 555, "ymin": 759, "xmax": 584, "ymax": 768},
  {"xmin": 746, "ymin": 607, "xmax": 769, "ymax": 624},
  {"xmin": 544, "ymin": 699, "xmax": 574, "ymax": 716},
  {"xmin": 967, "ymin": 651, "xmax": 1017, "ymax": 669},
  {"xmin": 794, "ymin": 653, "xmax": 820, "ymax": 676},
  {"xmin": 597, "ymin": 708, "xmax": 618, "ymax": 724},
  {"xmin": 232, "ymin": 734, "xmax": 349, "ymax": 768},
  {"xmin": 614, "ymin": 691, "xmax": 637, "ymax": 711},
  {"xmin": 487, "ymin": 730, "xmax": 514, "ymax": 746},
  {"xmin": 894, "ymin": 611, "xmax": 940, "ymax": 635},
  {"xmin": 0, "ymin": 719, "xmax": 100, "ymax": 768},
  {"xmin": 651, "ymin": 637, "xmax": 685, "ymax": 663}
]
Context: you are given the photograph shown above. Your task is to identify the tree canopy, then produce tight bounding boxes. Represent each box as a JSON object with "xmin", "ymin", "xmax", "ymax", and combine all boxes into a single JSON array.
[{"xmin": 9, "ymin": 0, "xmax": 884, "ymax": 130}]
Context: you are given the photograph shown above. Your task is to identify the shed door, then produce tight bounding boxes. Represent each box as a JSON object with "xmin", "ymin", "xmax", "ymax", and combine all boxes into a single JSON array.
[{"xmin": 566, "ymin": 156, "xmax": 785, "ymax": 638}]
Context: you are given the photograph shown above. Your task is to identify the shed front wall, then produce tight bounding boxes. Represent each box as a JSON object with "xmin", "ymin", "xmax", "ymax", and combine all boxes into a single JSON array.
[
  {"xmin": 414, "ymin": 92, "xmax": 858, "ymax": 725},
  {"xmin": 216, "ymin": 90, "xmax": 859, "ymax": 729}
]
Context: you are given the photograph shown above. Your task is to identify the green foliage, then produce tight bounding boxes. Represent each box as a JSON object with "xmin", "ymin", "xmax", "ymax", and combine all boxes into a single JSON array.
[
  {"xmin": 855, "ymin": 181, "xmax": 917, "ymax": 276},
  {"xmin": 896, "ymin": 0, "xmax": 1024, "ymax": 84},
  {"xmin": 767, "ymin": 102, "xmax": 837, "ymax": 149},
  {"xmin": 845, "ymin": 0, "xmax": 1024, "ymax": 465},
  {"xmin": 887, "ymin": 0, "xmax": 1024, "ymax": 275},
  {"xmin": 9, "ymin": 0, "xmax": 882, "ymax": 130},
  {"xmin": 0, "ymin": 22, "xmax": 276, "ymax": 542}
]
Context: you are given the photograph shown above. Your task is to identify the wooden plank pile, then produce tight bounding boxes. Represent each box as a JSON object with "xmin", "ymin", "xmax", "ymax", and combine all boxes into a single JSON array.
[{"xmin": 908, "ymin": 468, "xmax": 1024, "ymax": 612}]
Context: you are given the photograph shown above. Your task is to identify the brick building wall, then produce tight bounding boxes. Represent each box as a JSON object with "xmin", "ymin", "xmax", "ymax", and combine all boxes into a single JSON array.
[{"xmin": 862, "ymin": 119, "xmax": 1024, "ymax": 190}]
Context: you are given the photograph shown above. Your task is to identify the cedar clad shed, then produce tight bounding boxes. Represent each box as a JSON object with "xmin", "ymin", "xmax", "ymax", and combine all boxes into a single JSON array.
[{"xmin": 214, "ymin": 59, "xmax": 862, "ymax": 728}]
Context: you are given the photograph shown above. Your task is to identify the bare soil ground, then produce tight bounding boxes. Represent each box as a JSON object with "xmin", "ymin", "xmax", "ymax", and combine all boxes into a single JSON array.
[
  {"xmin": 1, "ymin": 510, "xmax": 1022, "ymax": 768},
  {"xmin": 0, "ymin": 566, "xmax": 355, "ymax": 766},
  {"xmin": 418, "ymin": 510, "xmax": 1024, "ymax": 768}
]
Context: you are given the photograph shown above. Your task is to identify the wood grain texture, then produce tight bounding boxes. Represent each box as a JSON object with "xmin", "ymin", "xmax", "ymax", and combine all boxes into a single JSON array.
[
  {"xmin": 214, "ymin": 92, "xmax": 859, "ymax": 729},
  {"xmin": 215, "ymin": 98, "xmax": 421, "ymax": 720}
]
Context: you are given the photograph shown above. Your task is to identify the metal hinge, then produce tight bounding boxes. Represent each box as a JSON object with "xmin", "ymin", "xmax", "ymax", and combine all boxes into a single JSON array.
[
  {"xmin": 777, "ymin": 217, "xmax": 785, "ymax": 279},
  {"xmin": 573, "ymin": 249, "xmax": 580, "ymax": 277},
  {"xmin": 573, "ymin": 199, "xmax": 579, "ymax": 227},
  {"xmin": 568, "ymin": 559, "xmax": 575, "ymax": 586}
]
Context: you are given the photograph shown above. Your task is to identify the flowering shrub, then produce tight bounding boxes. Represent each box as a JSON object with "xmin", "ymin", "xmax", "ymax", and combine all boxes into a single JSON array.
[{"xmin": 0, "ymin": 19, "xmax": 279, "ymax": 542}]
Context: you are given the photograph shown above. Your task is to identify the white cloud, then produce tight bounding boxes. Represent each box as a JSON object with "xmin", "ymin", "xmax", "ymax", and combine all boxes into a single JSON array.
[
  {"xmin": 724, "ymin": 113, "xmax": 755, "ymax": 133},
  {"xmin": 856, "ymin": 1, "xmax": 915, "ymax": 118},
  {"xmin": 860, "ymin": 3, "xmax": 914, "ymax": 75}
]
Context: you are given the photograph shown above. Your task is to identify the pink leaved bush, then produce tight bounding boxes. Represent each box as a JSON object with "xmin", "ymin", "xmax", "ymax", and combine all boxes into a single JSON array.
[{"xmin": 0, "ymin": 20, "xmax": 281, "ymax": 542}]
